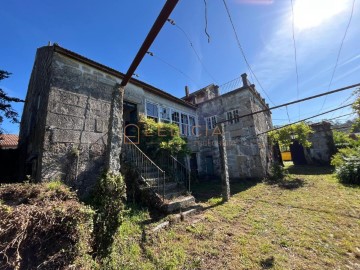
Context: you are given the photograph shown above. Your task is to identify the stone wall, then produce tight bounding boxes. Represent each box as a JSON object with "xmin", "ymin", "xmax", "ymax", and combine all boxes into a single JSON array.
[
  {"xmin": 19, "ymin": 46, "xmax": 197, "ymax": 195},
  {"xmin": 188, "ymin": 85, "xmax": 272, "ymax": 179},
  {"xmin": 19, "ymin": 47, "xmax": 54, "ymax": 181},
  {"xmin": 304, "ymin": 122, "xmax": 335, "ymax": 165}
]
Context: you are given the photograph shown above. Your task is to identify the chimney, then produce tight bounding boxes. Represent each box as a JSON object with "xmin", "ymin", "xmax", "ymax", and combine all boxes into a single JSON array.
[
  {"xmin": 185, "ymin": 85, "xmax": 189, "ymax": 97},
  {"xmin": 241, "ymin": 73, "xmax": 249, "ymax": 87}
]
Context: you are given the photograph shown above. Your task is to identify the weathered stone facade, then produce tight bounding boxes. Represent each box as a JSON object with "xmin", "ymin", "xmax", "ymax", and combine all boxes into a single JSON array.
[
  {"xmin": 185, "ymin": 75, "xmax": 273, "ymax": 179},
  {"xmin": 19, "ymin": 44, "xmax": 273, "ymax": 196},
  {"xmin": 304, "ymin": 121, "xmax": 336, "ymax": 165},
  {"xmin": 19, "ymin": 45, "xmax": 197, "ymax": 196}
]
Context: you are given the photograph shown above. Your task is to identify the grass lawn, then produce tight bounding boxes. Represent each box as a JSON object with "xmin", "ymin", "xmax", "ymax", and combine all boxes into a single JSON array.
[{"xmin": 104, "ymin": 165, "xmax": 360, "ymax": 269}]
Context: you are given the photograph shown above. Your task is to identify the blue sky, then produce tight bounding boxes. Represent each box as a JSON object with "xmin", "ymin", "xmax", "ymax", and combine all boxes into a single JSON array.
[{"xmin": 1, "ymin": 0, "xmax": 359, "ymax": 134}]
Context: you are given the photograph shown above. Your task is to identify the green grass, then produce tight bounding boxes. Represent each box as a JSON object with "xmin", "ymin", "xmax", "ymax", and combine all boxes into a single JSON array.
[{"xmin": 103, "ymin": 165, "xmax": 360, "ymax": 269}]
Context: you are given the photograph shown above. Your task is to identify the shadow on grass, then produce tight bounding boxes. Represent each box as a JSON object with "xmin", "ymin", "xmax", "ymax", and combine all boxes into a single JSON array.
[
  {"xmin": 260, "ymin": 256, "xmax": 275, "ymax": 269},
  {"xmin": 265, "ymin": 178, "xmax": 305, "ymax": 190},
  {"xmin": 191, "ymin": 178, "xmax": 261, "ymax": 203},
  {"xmin": 286, "ymin": 165, "xmax": 335, "ymax": 175}
]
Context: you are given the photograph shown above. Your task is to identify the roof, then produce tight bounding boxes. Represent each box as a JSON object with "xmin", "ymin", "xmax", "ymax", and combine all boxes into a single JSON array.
[
  {"xmin": 0, "ymin": 134, "xmax": 19, "ymax": 148},
  {"xmin": 51, "ymin": 45, "xmax": 197, "ymax": 109}
]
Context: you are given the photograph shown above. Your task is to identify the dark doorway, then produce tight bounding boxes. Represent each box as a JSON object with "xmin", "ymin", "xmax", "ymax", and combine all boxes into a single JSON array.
[
  {"xmin": 205, "ymin": 156, "xmax": 214, "ymax": 176},
  {"xmin": 290, "ymin": 141, "xmax": 307, "ymax": 165},
  {"xmin": 190, "ymin": 153, "xmax": 198, "ymax": 177},
  {"xmin": 123, "ymin": 101, "xmax": 138, "ymax": 140}
]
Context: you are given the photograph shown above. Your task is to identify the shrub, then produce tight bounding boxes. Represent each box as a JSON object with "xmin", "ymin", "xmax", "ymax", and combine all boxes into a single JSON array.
[
  {"xmin": 267, "ymin": 163, "xmax": 288, "ymax": 183},
  {"xmin": 331, "ymin": 147, "xmax": 360, "ymax": 185},
  {"xmin": 91, "ymin": 171, "xmax": 126, "ymax": 258}
]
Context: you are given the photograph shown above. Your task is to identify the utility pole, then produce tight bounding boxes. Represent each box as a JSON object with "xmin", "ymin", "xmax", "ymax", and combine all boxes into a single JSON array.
[
  {"xmin": 106, "ymin": 0, "xmax": 180, "ymax": 173},
  {"xmin": 217, "ymin": 123, "xmax": 230, "ymax": 202}
]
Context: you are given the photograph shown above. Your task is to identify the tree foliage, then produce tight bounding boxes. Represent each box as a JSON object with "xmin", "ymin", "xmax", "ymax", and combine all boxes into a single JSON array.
[
  {"xmin": 351, "ymin": 88, "xmax": 360, "ymax": 133},
  {"xmin": 268, "ymin": 122, "xmax": 314, "ymax": 148},
  {"xmin": 333, "ymin": 130, "xmax": 360, "ymax": 149},
  {"xmin": 0, "ymin": 70, "xmax": 24, "ymax": 133}
]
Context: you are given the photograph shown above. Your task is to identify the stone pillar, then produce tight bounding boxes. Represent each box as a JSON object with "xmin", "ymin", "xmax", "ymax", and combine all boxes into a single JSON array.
[
  {"xmin": 105, "ymin": 84, "xmax": 124, "ymax": 173},
  {"xmin": 217, "ymin": 123, "xmax": 230, "ymax": 202}
]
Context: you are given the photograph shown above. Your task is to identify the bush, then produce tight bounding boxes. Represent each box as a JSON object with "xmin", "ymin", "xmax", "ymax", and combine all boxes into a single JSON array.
[
  {"xmin": 91, "ymin": 171, "xmax": 126, "ymax": 258},
  {"xmin": 267, "ymin": 163, "xmax": 288, "ymax": 183},
  {"xmin": 0, "ymin": 183, "xmax": 96, "ymax": 269},
  {"xmin": 331, "ymin": 147, "xmax": 360, "ymax": 185}
]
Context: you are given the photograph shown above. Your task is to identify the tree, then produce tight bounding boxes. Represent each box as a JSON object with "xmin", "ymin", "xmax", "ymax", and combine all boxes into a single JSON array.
[
  {"xmin": 268, "ymin": 122, "xmax": 314, "ymax": 148},
  {"xmin": 0, "ymin": 70, "xmax": 24, "ymax": 134}
]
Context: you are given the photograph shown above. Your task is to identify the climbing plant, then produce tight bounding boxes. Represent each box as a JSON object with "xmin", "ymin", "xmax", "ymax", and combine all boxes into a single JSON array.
[
  {"xmin": 138, "ymin": 115, "xmax": 190, "ymax": 160},
  {"xmin": 268, "ymin": 122, "xmax": 314, "ymax": 148}
]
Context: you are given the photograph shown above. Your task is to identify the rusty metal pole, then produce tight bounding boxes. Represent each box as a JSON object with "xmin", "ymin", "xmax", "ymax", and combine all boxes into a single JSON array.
[
  {"xmin": 121, "ymin": 0, "xmax": 180, "ymax": 87},
  {"xmin": 106, "ymin": 0, "xmax": 180, "ymax": 174}
]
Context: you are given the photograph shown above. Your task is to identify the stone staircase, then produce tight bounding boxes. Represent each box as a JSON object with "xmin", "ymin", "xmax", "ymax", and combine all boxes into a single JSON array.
[{"xmin": 122, "ymin": 136, "xmax": 196, "ymax": 213}]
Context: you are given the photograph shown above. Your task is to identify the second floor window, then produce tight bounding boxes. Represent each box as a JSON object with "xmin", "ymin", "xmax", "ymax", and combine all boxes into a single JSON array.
[
  {"xmin": 146, "ymin": 101, "xmax": 158, "ymax": 122},
  {"xmin": 227, "ymin": 109, "xmax": 240, "ymax": 125},
  {"xmin": 205, "ymin": 116, "xmax": 217, "ymax": 129}
]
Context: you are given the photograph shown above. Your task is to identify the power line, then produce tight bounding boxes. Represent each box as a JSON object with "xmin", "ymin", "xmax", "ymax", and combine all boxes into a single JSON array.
[
  {"xmin": 318, "ymin": 0, "xmax": 356, "ymax": 112},
  {"xmin": 257, "ymin": 103, "xmax": 354, "ymax": 136},
  {"xmin": 221, "ymin": 0, "xmax": 276, "ymax": 106},
  {"xmin": 290, "ymin": 0, "xmax": 300, "ymax": 119},
  {"xmin": 166, "ymin": 19, "xmax": 218, "ymax": 83},
  {"xmin": 217, "ymin": 82, "xmax": 360, "ymax": 125},
  {"xmin": 227, "ymin": 105, "xmax": 355, "ymax": 143},
  {"xmin": 146, "ymin": 51, "xmax": 200, "ymax": 88},
  {"xmin": 285, "ymin": 106, "xmax": 291, "ymax": 123},
  {"xmin": 203, "ymin": 0, "xmax": 211, "ymax": 43}
]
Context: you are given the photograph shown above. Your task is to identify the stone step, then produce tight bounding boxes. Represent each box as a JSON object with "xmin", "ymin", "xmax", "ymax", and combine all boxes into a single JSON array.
[
  {"xmin": 162, "ymin": 195, "xmax": 196, "ymax": 213},
  {"xmin": 164, "ymin": 190, "xmax": 186, "ymax": 200}
]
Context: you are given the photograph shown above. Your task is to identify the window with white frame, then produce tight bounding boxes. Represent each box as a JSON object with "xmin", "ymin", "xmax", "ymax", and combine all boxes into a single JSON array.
[
  {"xmin": 227, "ymin": 109, "xmax": 240, "ymax": 124},
  {"xmin": 181, "ymin": 113, "xmax": 189, "ymax": 135},
  {"xmin": 160, "ymin": 106, "xmax": 171, "ymax": 123},
  {"xmin": 171, "ymin": 110, "xmax": 180, "ymax": 129},
  {"xmin": 205, "ymin": 115, "xmax": 217, "ymax": 129},
  {"xmin": 146, "ymin": 101, "xmax": 158, "ymax": 122},
  {"xmin": 189, "ymin": 116, "xmax": 196, "ymax": 136}
]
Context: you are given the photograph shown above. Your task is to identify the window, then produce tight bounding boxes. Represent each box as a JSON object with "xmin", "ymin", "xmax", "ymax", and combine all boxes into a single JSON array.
[
  {"xmin": 205, "ymin": 116, "xmax": 217, "ymax": 129},
  {"xmin": 160, "ymin": 106, "xmax": 170, "ymax": 123},
  {"xmin": 181, "ymin": 113, "xmax": 189, "ymax": 135},
  {"xmin": 146, "ymin": 101, "xmax": 158, "ymax": 121},
  {"xmin": 171, "ymin": 110, "xmax": 180, "ymax": 129},
  {"xmin": 227, "ymin": 109, "xmax": 240, "ymax": 125},
  {"xmin": 189, "ymin": 116, "xmax": 196, "ymax": 136}
]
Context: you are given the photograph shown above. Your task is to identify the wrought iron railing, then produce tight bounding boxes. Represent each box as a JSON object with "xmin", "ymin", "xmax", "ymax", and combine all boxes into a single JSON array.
[
  {"xmin": 159, "ymin": 154, "xmax": 191, "ymax": 193},
  {"xmin": 122, "ymin": 135, "xmax": 166, "ymax": 200}
]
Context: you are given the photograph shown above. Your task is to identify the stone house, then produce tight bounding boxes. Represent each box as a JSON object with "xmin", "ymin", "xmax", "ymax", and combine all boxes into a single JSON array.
[{"xmin": 18, "ymin": 44, "xmax": 273, "ymax": 197}]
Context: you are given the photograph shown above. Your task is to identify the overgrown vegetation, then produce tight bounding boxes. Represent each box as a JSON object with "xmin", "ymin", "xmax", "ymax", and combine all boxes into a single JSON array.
[
  {"xmin": 81, "ymin": 165, "xmax": 360, "ymax": 269},
  {"xmin": 331, "ymin": 90, "xmax": 360, "ymax": 185},
  {"xmin": 90, "ymin": 172, "xmax": 126, "ymax": 258},
  {"xmin": 0, "ymin": 182, "xmax": 95, "ymax": 269},
  {"xmin": 138, "ymin": 115, "xmax": 190, "ymax": 160},
  {"xmin": 268, "ymin": 121, "xmax": 314, "ymax": 148}
]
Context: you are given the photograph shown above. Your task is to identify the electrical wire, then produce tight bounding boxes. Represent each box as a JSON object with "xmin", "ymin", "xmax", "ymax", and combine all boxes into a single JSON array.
[
  {"xmin": 146, "ymin": 51, "xmax": 200, "ymax": 88},
  {"xmin": 285, "ymin": 106, "xmax": 291, "ymax": 123},
  {"xmin": 216, "ymin": 82, "xmax": 360, "ymax": 126},
  {"xmin": 167, "ymin": 18, "xmax": 218, "ymax": 83},
  {"xmin": 318, "ymin": 0, "xmax": 356, "ymax": 112},
  {"xmin": 203, "ymin": 0, "xmax": 211, "ymax": 43},
  {"xmin": 257, "ymin": 103, "xmax": 354, "ymax": 136},
  {"xmin": 222, "ymin": 0, "xmax": 276, "ymax": 106},
  {"xmin": 290, "ymin": 0, "xmax": 300, "ymax": 119}
]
